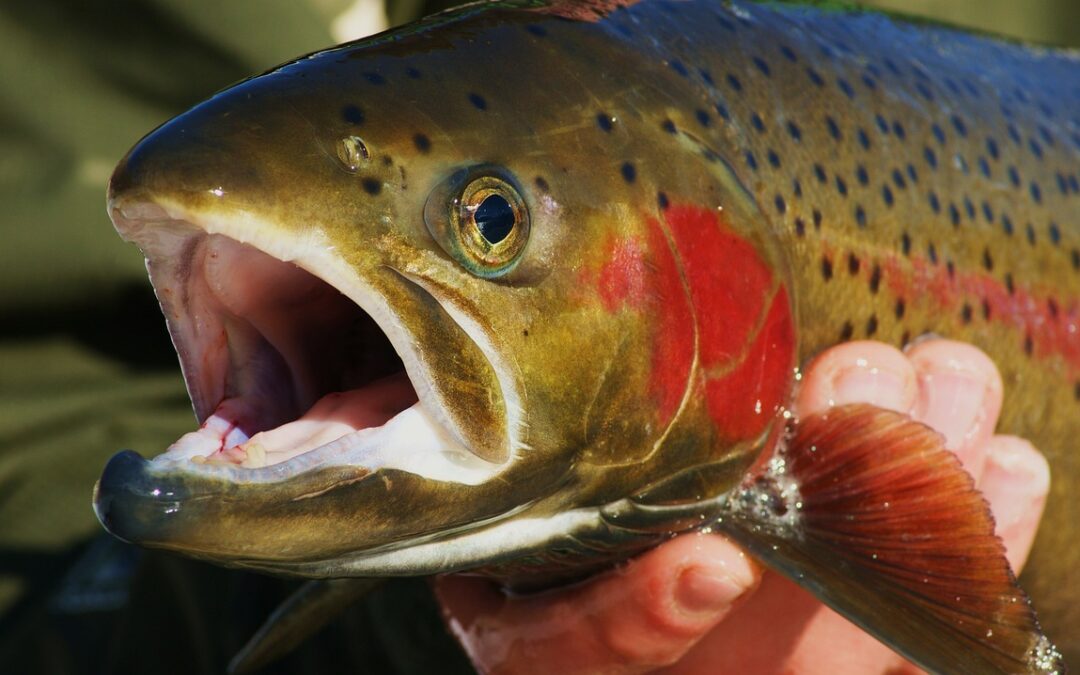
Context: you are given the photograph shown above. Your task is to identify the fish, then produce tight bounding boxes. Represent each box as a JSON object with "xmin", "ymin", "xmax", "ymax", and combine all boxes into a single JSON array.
[{"xmin": 91, "ymin": 0, "xmax": 1078, "ymax": 672}]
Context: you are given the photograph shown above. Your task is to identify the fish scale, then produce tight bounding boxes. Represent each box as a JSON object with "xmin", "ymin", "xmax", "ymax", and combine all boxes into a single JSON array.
[{"xmin": 611, "ymin": 0, "xmax": 1079, "ymax": 652}]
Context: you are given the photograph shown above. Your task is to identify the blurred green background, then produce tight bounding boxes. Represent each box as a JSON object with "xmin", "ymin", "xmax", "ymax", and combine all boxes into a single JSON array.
[{"xmin": 0, "ymin": 1, "xmax": 1075, "ymax": 674}]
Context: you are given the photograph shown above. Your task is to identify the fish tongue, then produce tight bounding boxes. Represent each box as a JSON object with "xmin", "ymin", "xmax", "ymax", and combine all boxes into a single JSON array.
[
  {"xmin": 718, "ymin": 404, "xmax": 1065, "ymax": 675},
  {"xmin": 226, "ymin": 370, "xmax": 418, "ymax": 467}
]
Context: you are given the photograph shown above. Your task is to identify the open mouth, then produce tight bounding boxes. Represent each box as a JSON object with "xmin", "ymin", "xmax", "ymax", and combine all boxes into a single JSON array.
[{"xmin": 111, "ymin": 202, "xmax": 503, "ymax": 485}]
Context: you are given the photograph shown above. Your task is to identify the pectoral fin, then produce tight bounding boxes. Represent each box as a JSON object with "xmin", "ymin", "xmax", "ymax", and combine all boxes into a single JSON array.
[
  {"xmin": 716, "ymin": 404, "xmax": 1065, "ymax": 674},
  {"xmin": 228, "ymin": 577, "xmax": 382, "ymax": 674}
]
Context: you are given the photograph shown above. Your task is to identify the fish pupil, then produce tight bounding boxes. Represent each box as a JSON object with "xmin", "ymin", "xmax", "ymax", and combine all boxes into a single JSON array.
[{"xmin": 474, "ymin": 194, "xmax": 515, "ymax": 244}]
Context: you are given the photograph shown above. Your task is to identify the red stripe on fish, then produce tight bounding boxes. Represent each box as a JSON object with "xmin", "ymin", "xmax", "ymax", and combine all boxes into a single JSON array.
[{"xmin": 882, "ymin": 254, "xmax": 1080, "ymax": 375}]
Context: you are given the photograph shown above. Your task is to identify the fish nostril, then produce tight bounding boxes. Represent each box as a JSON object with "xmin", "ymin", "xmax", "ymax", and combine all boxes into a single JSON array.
[{"xmin": 336, "ymin": 135, "xmax": 370, "ymax": 172}]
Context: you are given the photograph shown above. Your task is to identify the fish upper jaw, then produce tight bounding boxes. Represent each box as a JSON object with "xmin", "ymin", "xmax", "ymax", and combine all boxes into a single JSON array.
[{"xmin": 104, "ymin": 196, "xmax": 508, "ymax": 486}]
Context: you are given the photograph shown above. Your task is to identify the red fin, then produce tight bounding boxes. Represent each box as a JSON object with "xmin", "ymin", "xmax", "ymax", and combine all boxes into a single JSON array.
[{"xmin": 717, "ymin": 404, "xmax": 1066, "ymax": 674}]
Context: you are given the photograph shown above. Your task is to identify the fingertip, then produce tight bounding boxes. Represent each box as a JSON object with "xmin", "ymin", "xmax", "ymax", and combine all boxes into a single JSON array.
[
  {"xmin": 979, "ymin": 436, "xmax": 1050, "ymax": 572},
  {"xmin": 907, "ymin": 339, "xmax": 1003, "ymax": 475},
  {"xmin": 668, "ymin": 534, "xmax": 761, "ymax": 616},
  {"xmin": 795, "ymin": 341, "xmax": 917, "ymax": 417}
]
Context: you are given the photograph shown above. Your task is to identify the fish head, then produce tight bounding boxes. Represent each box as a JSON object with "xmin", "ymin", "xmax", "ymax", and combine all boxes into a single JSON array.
[{"xmin": 95, "ymin": 3, "xmax": 796, "ymax": 580}]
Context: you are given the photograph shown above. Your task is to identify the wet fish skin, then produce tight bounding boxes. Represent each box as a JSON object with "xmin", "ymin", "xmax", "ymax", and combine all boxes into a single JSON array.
[{"xmin": 94, "ymin": 0, "xmax": 1078, "ymax": 668}]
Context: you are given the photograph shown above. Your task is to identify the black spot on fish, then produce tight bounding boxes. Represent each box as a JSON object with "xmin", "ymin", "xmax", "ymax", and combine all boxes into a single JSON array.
[
  {"xmin": 964, "ymin": 198, "xmax": 975, "ymax": 220},
  {"xmin": 620, "ymin": 162, "xmax": 636, "ymax": 183},
  {"xmin": 840, "ymin": 321, "xmax": 854, "ymax": 340},
  {"xmin": 1049, "ymin": 222, "xmax": 1061, "ymax": 245},
  {"xmin": 1024, "ymin": 333, "xmax": 1033, "ymax": 356},
  {"xmin": 900, "ymin": 330, "xmax": 911, "ymax": 347},
  {"xmin": 906, "ymin": 164, "xmax": 918, "ymax": 183},
  {"xmin": 774, "ymin": 194, "xmax": 786, "ymax": 214},
  {"xmin": 855, "ymin": 205, "xmax": 866, "ymax": 227},
  {"xmin": 986, "ymin": 137, "xmax": 1000, "ymax": 160},
  {"xmin": 847, "ymin": 253, "xmax": 860, "ymax": 275},
  {"xmin": 597, "ymin": 112, "xmax": 616, "ymax": 132},
  {"xmin": 364, "ymin": 72, "xmax": 387, "ymax": 85},
  {"xmin": 983, "ymin": 248, "xmax": 994, "ymax": 271},
  {"xmin": 806, "ymin": 67, "xmax": 824, "ymax": 87},
  {"xmin": 835, "ymin": 175, "xmax": 847, "ymax": 197},
  {"xmin": 813, "ymin": 163, "xmax": 827, "ymax": 183},
  {"xmin": 767, "ymin": 150, "xmax": 780, "ymax": 168},
  {"xmin": 901, "ymin": 232, "xmax": 911, "ymax": 256},
  {"xmin": 795, "ymin": 217, "xmax": 806, "ymax": 237},
  {"xmin": 468, "ymin": 93, "xmax": 487, "ymax": 110},
  {"xmin": 752, "ymin": 56, "xmax": 771, "ymax": 77},
  {"xmin": 826, "ymin": 116, "xmax": 841, "ymax": 140},
  {"xmin": 1028, "ymin": 138, "xmax": 1043, "ymax": 159},
  {"xmin": 928, "ymin": 192, "xmax": 940, "ymax": 213},
  {"xmin": 812, "ymin": 209, "xmax": 822, "ymax": 230},
  {"xmin": 961, "ymin": 303, "xmax": 973, "ymax": 324},
  {"xmin": 658, "ymin": 192, "xmax": 669, "ymax": 210},
  {"xmin": 875, "ymin": 114, "xmax": 889, "ymax": 134},
  {"xmin": 534, "ymin": 176, "xmax": 549, "ymax": 193},
  {"xmin": 787, "ymin": 121, "xmax": 802, "ymax": 141},
  {"xmin": 982, "ymin": 300, "xmax": 991, "ymax": 320},
  {"xmin": 924, "ymin": 147, "xmax": 938, "ymax": 169},
  {"xmin": 662, "ymin": 119, "xmax": 677, "ymax": 134},
  {"xmin": 892, "ymin": 121, "xmax": 906, "ymax": 140},
  {"xmin": 751, "ymin": 113, "xmax": 765, "ymax": 133},
  {"xmin": 362, "ymin": 178, "xmax": 382, "ymax": 195},
  {"xmin": 895, "ymin": 298, "xmax": 906, "ymax": 319},
  {"xmin": 951, "ymin": 115, "xmax": 967, "ymax": 137},
  {"xmin": 856, "ymin": 166, "xmax": 869, "ymax": 186},
  {"xmin": 869, "ymin": 265, "xmax": 881, "ymax": 293},
  {"xmin": 927, "ymin": 242, "xmax": 938, "ymax": 264},
  {"xmin": 1072, "ymin": 249, "xmax": 1080, "ymax": 270},
  {"xmin": 821, "ymin": 255, "xmax": 833, "ymax": 280},
  {"xmin": 413, "ymin": 133, "xmax": 431, "ymax": 153},
  {"xmin": 1005, "ymin": 273, "xmax": 1015, "ymax": 294},
  {"xmin": 745, "ymin": 151, "xmax": 758, "ymax": 171},
  {"xmin": 1030, "ymin": 182, "xmax": 1042, "ymax": 203},
  {"xmin": 1008, "ymin": 166, "xmax": 1020, "ymax": 187},
  {"xmin": 714, "ymin": 103, "xmax": 731, "ymax": 121},
  {"xmin": 892, "ymin": 169, "xmax": 906, "ymax": 189},
  {"xmin": 1026, "ymin": 223, "xmax": 1037, "ymax": 245},
  {"xmin": 793, "ymin": 179, "xmax": 802, "ymax": 199},
  {"xmin": 669, "ymin": 60, "xmax": 689, "ymax": 77},
  {"xmin": 866, "ymin": 315, "xmax": 878, "ymax": 336},
  {"xmin": 978, "ymin": 157, "xmax": 991, "ymax": 178},
  {"xmin": 342, "ymin": 105, "xmax": 364, "ymax": 125},
  {"xmin": 916, "ymin": 81, "xmax": 934, "ymax": 101},
  {"xmin": 696, "ymin": 109, "xmax": 711, "ymax": 127},
  {"xmin": 931, "ymin": 124, "xmax": 946, "ymax": 145},
  {"xmin": 857, "ymin": 128, "xmax": 870, "ymax": 150},
  {"xmin": 526, "ymin": 24, "xmax": 547, "ymax": 37},
  {"xmin": 982, "ymin": 201, "xmax": 994, "ymax": 223},
  {"xmin": 838, "ymin": 78, "xmax": 855, "ymax": 98},
  {"xmin": 780, "ymin": 45, "xmax": 797, "ymax": 62},
  {"xmin": 1002, "ymin": 213, "xmax": 1014, "ymax": 236},
  {"xmin": 949, "ymin": 203, "xmax": 960, "ymax": 228},
  {"xmin": 882, "ymin": 185, "xmax": 894, "ymax": 206},
  {"xmin": 862, "ymin": 74, "xmax": 877, "ymax": 90},
  {"xmin": 406, "ymin": 67, "xmax": 422, "ymax": 79},
  {"xmin": 726, "ymin": 73, "xmax": 742, "ymax": 92}
]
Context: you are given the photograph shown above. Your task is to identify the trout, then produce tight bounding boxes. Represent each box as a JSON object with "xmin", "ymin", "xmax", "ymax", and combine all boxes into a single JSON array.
[{"xmin": 93, "ymin": 1, "xmax": 1078, "ymax": 672}]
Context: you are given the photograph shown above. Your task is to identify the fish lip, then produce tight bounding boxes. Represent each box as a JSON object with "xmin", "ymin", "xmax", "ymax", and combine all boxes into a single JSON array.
[{"xmin": 105, "ymin": 195, "xmax": 508, "ymax": 484}]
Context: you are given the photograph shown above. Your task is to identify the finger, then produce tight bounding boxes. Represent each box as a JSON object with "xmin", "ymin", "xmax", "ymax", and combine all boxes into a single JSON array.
[
  {"xmin": 977, "ymin": 435, "xmax": 1051, "ymax": 571},
  {"xmin": 906, "ymin": 340, "xmax": 1003, "ymax": 479},
  {"xmin": 793, "ymin": 340, "xmax": 917, "ymax": 417},
  {"xmin": 434, "ymin": 533, "xmax": 759, "ymax": 675}
]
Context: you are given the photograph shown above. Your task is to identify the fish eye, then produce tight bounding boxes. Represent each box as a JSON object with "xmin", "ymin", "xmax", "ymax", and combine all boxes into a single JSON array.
[{"xmin": 424, "ymin": 166, "xmax": 530, "ymax": 278}]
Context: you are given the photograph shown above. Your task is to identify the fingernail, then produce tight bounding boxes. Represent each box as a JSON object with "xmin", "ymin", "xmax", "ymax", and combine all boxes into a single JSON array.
[
  {"xmin": 916, "ymin": 370, "xmax": 985, "ymax": 452},
  {"xmin": 831, "ymin": 364, "xmax": 910, "ymax": 412},
  {"xmin": 675, "ymin": 566, "xmax": 743, "ymax": 614}
]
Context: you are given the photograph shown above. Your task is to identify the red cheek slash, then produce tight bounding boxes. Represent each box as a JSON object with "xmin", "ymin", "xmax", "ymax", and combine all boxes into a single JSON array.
[{"xmin": 646, "ymin": 204, "xmax": 795, "ymax": 439}]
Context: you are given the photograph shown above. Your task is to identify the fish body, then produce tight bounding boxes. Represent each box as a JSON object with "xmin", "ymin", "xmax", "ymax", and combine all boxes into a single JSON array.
[{"xmin": 92, "ymin": 0, "xmax": 1078, "ymax": 670}]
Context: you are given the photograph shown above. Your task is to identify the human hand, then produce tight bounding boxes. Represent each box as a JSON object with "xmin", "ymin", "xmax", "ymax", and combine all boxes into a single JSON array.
[{"xmin": 434, "ymin": 339, "xmax": 1051, "ymax": 674}]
